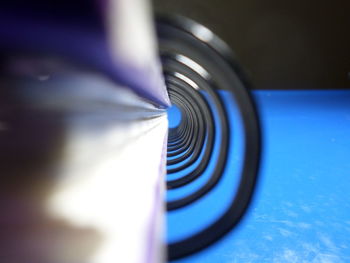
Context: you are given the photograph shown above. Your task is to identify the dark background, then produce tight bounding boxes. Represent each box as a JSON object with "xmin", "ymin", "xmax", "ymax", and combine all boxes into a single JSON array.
[{"xmin": 153, "ymin": 0, "xmax": 350, "ymax": 90}]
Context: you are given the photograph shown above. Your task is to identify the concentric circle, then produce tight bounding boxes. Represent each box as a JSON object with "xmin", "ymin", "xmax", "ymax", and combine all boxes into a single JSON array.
[{"xmin": 156, "ymin": 16, "xmax": 261, "ymax": 260}]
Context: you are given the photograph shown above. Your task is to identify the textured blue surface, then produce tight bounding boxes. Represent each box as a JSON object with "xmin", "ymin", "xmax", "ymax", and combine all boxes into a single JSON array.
[{"xmin": 167, "ymin": 90, "xmax": 350, "ymax": 263}]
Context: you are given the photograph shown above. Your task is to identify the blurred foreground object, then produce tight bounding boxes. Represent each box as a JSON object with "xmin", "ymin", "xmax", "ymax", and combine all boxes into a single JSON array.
[{"xmin": 0, "ymin": 1, "xmax": 168, "ymax": 263}]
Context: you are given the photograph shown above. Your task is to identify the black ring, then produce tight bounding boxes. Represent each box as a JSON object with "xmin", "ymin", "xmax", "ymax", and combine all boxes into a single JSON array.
[
  {"xmin": 166, "ymin": 82, "xmax": 207, "ymax": 170},
  {"xmin": 157, "ymin": 15, "xmax": 261, "ymax": 260}
]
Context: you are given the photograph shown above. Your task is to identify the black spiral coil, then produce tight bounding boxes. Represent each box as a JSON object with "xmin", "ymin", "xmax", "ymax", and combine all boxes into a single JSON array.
[{"xmin": 156, "ymin": 16, "xmax": 261, "ymax": 260}]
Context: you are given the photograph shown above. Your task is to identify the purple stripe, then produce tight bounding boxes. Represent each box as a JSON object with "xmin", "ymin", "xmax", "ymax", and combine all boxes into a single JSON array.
[
  {"xmin": 144, "ymin": 132, "xmax": 168, "ymax": 263},
  {"xmin": 0, "ymin": 13, "xmax": 170, "ymax": 108}
]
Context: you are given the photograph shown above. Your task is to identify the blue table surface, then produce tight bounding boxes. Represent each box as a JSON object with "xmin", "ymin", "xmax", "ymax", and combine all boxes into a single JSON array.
[{"xmin": 167, "ymin": 90, "xmax": 350, "ymax": 263}]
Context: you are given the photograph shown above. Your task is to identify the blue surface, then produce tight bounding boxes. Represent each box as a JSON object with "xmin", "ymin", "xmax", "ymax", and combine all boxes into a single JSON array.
[
  {"xmin": 166, "ymin": 90, "xmax": 244, "ymax": 242},
  {"xmin": 168, "ymin": 105, "xmax": 182, "ymax": 128},
  {"xmin": 167, "ymin": 90, "xmax": 350, "ymax": 262}
]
